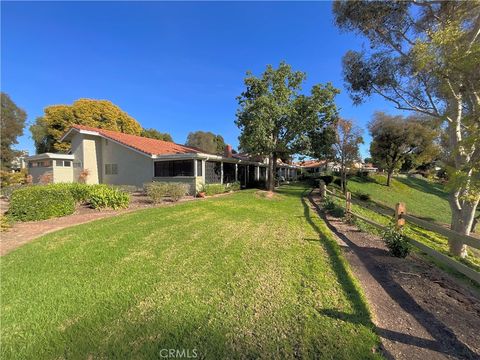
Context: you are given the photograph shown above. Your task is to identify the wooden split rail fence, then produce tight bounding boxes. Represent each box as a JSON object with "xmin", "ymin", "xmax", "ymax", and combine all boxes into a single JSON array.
[{"xmin": 318, "ymin": 182, "xmax": 480, "ymax": 285}]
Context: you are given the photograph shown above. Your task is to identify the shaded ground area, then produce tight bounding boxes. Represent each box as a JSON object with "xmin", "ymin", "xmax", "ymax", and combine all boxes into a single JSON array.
[{"xmin": 309, "ymin": 191, "xmax": 480, "ymax": 360}]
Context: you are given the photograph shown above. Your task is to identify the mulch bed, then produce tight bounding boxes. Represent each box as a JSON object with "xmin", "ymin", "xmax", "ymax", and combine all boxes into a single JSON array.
[{"xmin": 308, "ymin": 191, "xmax": 480, "ymax": 360}]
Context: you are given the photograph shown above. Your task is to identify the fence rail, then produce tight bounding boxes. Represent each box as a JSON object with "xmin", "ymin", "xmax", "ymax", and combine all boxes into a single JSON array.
[{"xmin": 320, "ymin": 184, "xmax": 480, "ymax": 284}]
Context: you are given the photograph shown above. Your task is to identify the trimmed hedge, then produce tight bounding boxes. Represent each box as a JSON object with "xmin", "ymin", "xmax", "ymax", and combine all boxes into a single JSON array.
[
  {"xmin": 204, "ymin": 184, "xmax": 227, "ymax": 196},
  {"xmin": 8, "ymin": 186, "xmax": 76, "ymax": 221},
  {"xmin": 144, "ymin": 182, "xmax": 189, "ymax": 203}
]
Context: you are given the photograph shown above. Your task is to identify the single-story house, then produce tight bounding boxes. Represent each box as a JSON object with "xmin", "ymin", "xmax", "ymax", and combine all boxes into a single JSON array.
[{"xmin": 26, "ymin": 125, "xmax": 299, "ymax": 193}]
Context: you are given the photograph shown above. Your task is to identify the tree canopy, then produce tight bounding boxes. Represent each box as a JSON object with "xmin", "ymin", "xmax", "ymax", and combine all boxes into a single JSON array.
[
  {"xmin": 30, "ymin": 99, "xmax": 142, "ymax": 153},
  {"xmin": 369, "ymin": 112, "xmax": 439, "ymax": 186},
  {"xmin": 1, "ymin": 93, "xmax": 27, "ymax": 170},
  {"xmin": 185, "ymin": 131, "xmax": 226, "ymax": 154},
  {"xmin": 333, "ymin": 0, "xmax": 480, "ymax": 254},
  {"xmin": 141, "ymin": 128, "xmax": 173, "ymax": 142},
  {"xmin": 333, "ymin": 118, "xmax": 363, "ymax": 192},
  {"xmin": 236, "ymin": 61, "xmax": 339, "ymax": 190}
]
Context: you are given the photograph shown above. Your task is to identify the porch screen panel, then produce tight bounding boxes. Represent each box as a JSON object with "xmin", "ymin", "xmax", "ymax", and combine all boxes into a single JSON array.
[
  {"xmin": 223, "ymin": 163, "xmax": 236, "ymax": 183},
  {"xmin": 259, "ymin": 167, "xmax": 267, "ymax": 180},
  {"xmin": 154, "ymin": 160, "xmax": 194, "ymax": 177},
  {"xmin": 205, "ymin": 161, "xmax": 221, "ymax": 183}
]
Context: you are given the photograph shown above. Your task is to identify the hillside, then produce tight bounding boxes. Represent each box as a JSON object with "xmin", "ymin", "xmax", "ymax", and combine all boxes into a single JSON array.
[{"xmin": 346, "ymin": 174, "xmax": 452, "ymax": 225}]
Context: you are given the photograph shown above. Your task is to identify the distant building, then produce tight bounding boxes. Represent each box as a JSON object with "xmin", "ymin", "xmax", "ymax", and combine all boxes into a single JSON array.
[{"xmin": 11, "ymin": 150, "xmax": 29, "ymax": 171}]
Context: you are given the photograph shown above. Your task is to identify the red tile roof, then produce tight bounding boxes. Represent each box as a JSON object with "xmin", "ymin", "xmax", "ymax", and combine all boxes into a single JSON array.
[
  {"xmin": 68, "ymin": 125, "xmax": 205, "ymax": 156},
  {"xmin": 294, "ymin": 159, "xmax": 327, "ymax": 168}
]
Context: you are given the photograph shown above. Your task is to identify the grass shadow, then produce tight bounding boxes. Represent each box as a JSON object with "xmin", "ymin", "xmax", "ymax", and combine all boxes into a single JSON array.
[
  {"xmin": 396, "ymin": 177, "xmax": 449, "ymax": 201},
  {"xmin": 306, "ymin": 194, "xmax": 479, "ymax": 359}
]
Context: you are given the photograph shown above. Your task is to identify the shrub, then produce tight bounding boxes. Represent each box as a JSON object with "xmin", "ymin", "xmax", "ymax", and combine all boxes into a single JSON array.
[
  {"xmin": 227, "ymin": 181, "xmax": 241, "ymax": 191},
  {"xmin": 65, "ymin": 183, "xmax": 93, "ymax": 203},
  {"xmin": 0, "ymin": 170, "xmax": 27, "ymax": 187},
  {"xmin": 322, "ymin": 197, "xmax": 336, "ymax": 211},
  {"xmin": 1, "ymin": 214, "xmax": 11, "ymax": 231},
  {"xmin": 319, "ymin": 175, "xmax": 334, "ymax": 186},
  {"xmin": 333, "ymin": 178, "xmax": 342, "ymax": 187},
  {"xmin": 8, "ymin": 185, "xmax": 75, "ymax": 221},
  {"xmin": 204, "ymin": 184, "xmax": 227, "ymax": 196},
  {"xmin": 1, "ymin": 184, "xmax": 27, "ymax": 200},
  {"xmin": 145, "ymin": 182, "xmax": 188, "ymax": 202},
  {"xmin": 357, "ymin": 191, "xmax": 371, "ymax": 201},
  {"xmin": 88, "ymin": 185, "xmax": 130, "ymax": 210},
  {"xmin": 328, "ymin": 205, "xmax": 345, "ymax": 218},
  {"xmin": 382, "ymin": 225, "xmax": 411, "ymax": 258},
  {"xmin": 356, "ymin": 170, "xmax": 370, "ymax": 178},
  {"xmin": 145, "ymin": 182, "xmax": 169, "ymax": 203},
  {"xmin": 167, "ymin": 183, "xmax": 189, "ymax": 202}
]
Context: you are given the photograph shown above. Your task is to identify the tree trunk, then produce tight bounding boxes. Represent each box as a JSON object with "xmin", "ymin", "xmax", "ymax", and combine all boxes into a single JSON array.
[
  {"xmin": 448, "ymin": 195, "xmax": 479, "ymax": 258},
  {"xmin": 267, "ymin": 153, "xmax": 277, "ymax": 192},
  {"xmin": 386, "ymin": 170, "xmax": 393, "ymax": 186}
]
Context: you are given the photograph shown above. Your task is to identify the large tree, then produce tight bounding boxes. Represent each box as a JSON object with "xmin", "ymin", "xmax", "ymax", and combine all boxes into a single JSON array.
[
  {"xmin": 141, "ymin": 128, "xmax": 173, "ymax": 142},
  {"xmin": 185, "ymin": 131, "xmax": 226, "ymax": 154},
  {"xmin": 1, "ymin": 93, "xmax": 27, "ymax": 170},
  {"xmin": 30, "ymin": 99, "xmax": 142, "ymax": 153},
  {"xmin": 369, "ymin": 112, "xmax": 439, "ymax": 186},
  {"xmin": 333, "ymin": 118, "xmax": 363, "ymax": 192},
  {"xmin": 236, "ymin": 62, "xmax": 339, "ymax": 191},
  {"xmin": 333, "ymin": 1, "xmax": 480, "ymax": 256}
]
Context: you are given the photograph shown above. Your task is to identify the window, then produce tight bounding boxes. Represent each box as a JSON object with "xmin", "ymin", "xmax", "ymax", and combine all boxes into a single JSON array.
[
  {"xmin": 223, "ymin": 163, "xmax": 236, "ymax": 183},
  {"xmin": 196, "ymin": 160, "xmax": 203, "ymax": 177},
  {"xmin": 105, "ymin": 163, "xmax": 118, "ymax": 175},
  {"xmin": 55, "ymin": 160, "xmax": 71, "ymax": 167},
  {"xmin": 205, "ymin": 161, "xmax": 221, "ymax": 183},
  {"xmin": 154, "ymin": 160, "xmax": 194, "ymax": 177}
]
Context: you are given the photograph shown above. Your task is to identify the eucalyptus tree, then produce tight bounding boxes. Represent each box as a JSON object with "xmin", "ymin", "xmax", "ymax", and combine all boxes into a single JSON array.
[
  {"xmin": 333, "ymin": 0, "xmax": 480, "ymax": 256},
  {"xmin": 236, "ymin": 62, "xmax": 339, "ymax": 191}
]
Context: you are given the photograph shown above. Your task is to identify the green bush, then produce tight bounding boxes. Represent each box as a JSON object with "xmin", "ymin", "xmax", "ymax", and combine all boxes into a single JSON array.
[
  {"xmin": 329, "ymin": 205, "xmax": 345, "ymax": 218},
  {"xmin": 145, "ymin": 182, "xmax": 189, "ymax": 202},
  {"xmin": 8, "ymin": 185, "xmax": 76, "ymax": 221},
  {"xmin": 319, "ymin": 175, "xmax": 334, "ymax": 186},
  {"xmin": 204, "ymin": 184, "xmax": 227, "ymax": 196},
  {"xmin": 357, "ymin": 191, "xmax": 371, "ymax": 201},
  {"xmin": 227, "ymin": 181, "xmax": 241, "ymax": 191},
  {"xmin": 167, "ymin": 183, "xmax": 189, "ymax": 202},
  {"xmin": 88, "ymin": 185, "xmax": 130, "ymax": 210},
  {"xmin": 65, "ymin": 183, "xmax": 93, "ymax": 203},
  {"xmin": 0, "ymin": 169, "xmax": 27, "ymax": 187},
  {"xmin": 382, "ymin": 225, "xmax": 411, "ymax": 258},
  {"xmin": 322, "ymin": 197, "xmax": 336, "ymax": 211},
  {"xmin": 333, "ymin": 178, "xmax": 342, "ymax": 187},
  {"xmin": 145, "ymin": 182, "xmax": 169, "ymax": 203}
]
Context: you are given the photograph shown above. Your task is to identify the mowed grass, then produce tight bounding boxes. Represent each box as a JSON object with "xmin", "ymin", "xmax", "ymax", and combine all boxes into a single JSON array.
[
  {"xmin": 1, "ymin": 184, "xmax": 381, "ymax": 359},
  {"xmin": 346, "ymin": 174, "xmax": 452, "ymax": 225}
]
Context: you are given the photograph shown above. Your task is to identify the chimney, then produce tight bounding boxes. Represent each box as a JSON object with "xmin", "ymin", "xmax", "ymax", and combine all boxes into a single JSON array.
[{"xmin": 225, "ymin": 144, "xmax": 233, "ymax": 158}]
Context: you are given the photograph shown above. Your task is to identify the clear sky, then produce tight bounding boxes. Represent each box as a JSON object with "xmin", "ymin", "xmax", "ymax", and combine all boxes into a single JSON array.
[{"xmin": 2, "ymin": 1, "xmax": 401, "ymax": 159}]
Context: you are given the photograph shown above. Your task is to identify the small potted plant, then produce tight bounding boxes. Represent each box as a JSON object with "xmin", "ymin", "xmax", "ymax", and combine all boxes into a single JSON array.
[{"xmin": 197, "ymin": 184, "xmax": 206, "ymax": 198}]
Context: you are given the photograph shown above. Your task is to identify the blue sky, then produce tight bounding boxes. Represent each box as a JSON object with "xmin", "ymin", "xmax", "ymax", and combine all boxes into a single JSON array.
[{"xmin": 2, "ymin": 1, "xmax": 400, "ymax": 159}]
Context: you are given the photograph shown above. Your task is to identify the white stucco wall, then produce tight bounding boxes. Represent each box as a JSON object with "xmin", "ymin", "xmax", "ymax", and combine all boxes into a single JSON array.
[
  {"xmin": 53, "ymin": 166, "xmax": 73, "ymax": 183},
  {"xmin": 101, "ymin": 138, "xmax": 154, "ymax": 187}
]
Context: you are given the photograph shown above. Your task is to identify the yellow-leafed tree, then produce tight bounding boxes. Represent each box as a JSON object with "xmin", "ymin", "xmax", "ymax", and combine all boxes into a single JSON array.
[{"xmin": 30, "ymin": 99, "xmax": 142, "ymax": 153}]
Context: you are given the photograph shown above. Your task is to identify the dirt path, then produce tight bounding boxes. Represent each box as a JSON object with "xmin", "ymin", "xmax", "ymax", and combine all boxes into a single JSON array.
[{"xmin": 308, "ymin": 192, "xmax": 480, "ymax": 360}]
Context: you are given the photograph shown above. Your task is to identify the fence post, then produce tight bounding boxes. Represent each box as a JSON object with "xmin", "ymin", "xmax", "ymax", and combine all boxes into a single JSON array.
[
  {"xmin": 395, "ymin": 202, "xmax": 406, "ymax": 229},
  {"xmin": 345, "ymin": 192, "xmax": 351, "ymax": 214},
  {"xmin": 319, "ymin": 181, "xmax": 326, "ymax": 199}
]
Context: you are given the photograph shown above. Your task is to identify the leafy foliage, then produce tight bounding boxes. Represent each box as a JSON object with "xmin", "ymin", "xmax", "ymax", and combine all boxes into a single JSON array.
[
  {"xmin": 1, "ymin": 93, "xmax": 26, "ymax": 170},
  {"xmin": 204, "ymin": 184, "xmax": 228, "ymax": 196},
  {"xmin": 333, "ymin": 1, "xmax": 480, "ymax": 246},
  {"xmin": 88, "ymin": 185, "xmax": 130, "ymax": 210},
  {"xmin": 8, "ymin": 186, "xmax": 76, "ymax": 221},
  {"xmin": 30, "ymin": 99, "xmax": 142, "ymax": 153},
  {"xmin": 141, "ymin": 128, "xmax": 173, "ymax": 142},
  {"xmin": 369, "ymin": 112, "xmax": 440, "ymax": 186},
  {"xmin": 0, "ymin": 169, "xmax": 28, "ymax": 187},
  {"xmin": 382, "ymin": 224, "xmax": 411, "ymax": 258},
  {"xmin": 185, "ymin": 131, "xmax": 226, "ymax": 155},
  {"xmin": 236, "ymin": 61, "xmax": 339, "ymax": 190},
  {"xmin": 144, "ymin": 182, "xmax": 188, "ymax": 202}
]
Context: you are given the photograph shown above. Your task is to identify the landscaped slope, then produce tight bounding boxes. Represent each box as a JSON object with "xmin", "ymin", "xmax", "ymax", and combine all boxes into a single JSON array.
[
  {"xmin": 1, "ymin": 185, "xmax": 381, "ymax": 359},
  {"xmin": 347, "ymin": 175, "xmax": 452, "ymax": 225}
]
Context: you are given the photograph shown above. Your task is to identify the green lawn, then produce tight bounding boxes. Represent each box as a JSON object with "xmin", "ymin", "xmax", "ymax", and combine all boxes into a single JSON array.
[
  {"xmin": 333, "ymin": 175, "xmax": 480, "ymax": 275},
  {"xmin": 1, "ymin": 184, "xmax": 381, "ymax": 359},
  {"xmin": 346, "ymin": 174, "xmax": 452, "ymax": 225}
]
